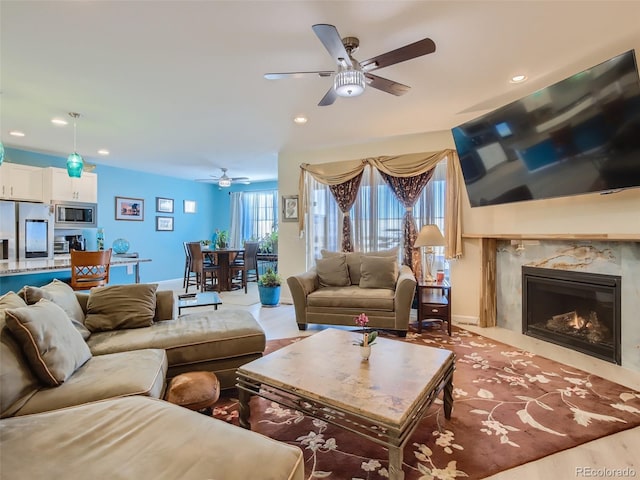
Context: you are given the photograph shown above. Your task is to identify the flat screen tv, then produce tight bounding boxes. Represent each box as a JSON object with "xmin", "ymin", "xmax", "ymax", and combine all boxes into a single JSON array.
[{"xmin": 452, "ymin": 49, "xmax": 640, "ymax": 207}]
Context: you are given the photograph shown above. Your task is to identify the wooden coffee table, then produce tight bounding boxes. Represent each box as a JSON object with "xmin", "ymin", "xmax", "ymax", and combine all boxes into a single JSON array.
[
  {"xmin": 177, "ymin": 292, "xmax": 222, "ymax": 315},
  {"xmin": 236, "ymin": 328, "xmax": 455, "ymax": 480}
]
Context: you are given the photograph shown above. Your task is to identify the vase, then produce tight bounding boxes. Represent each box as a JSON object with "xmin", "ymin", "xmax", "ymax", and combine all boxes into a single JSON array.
[
  {"xmin": 258, "ymin": 285, "xmax": 280, "ymax": 307},
  {"xmin": 359, "ymin": 345, "xmax": 371, "ymax": 361}
]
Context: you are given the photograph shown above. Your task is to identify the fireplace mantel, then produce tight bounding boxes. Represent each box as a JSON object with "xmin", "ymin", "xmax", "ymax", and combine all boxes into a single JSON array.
[
  {"xmin": 463, "ymin": 234, "xmax": 639, "ymax": 328},
  {"xmin": 463, "ymin": 233, "xmax": 640, "ymax": 241}
]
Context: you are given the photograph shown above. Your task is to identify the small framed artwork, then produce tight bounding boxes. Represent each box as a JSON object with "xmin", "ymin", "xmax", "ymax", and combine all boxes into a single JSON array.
[
  {"xmin": 282, "ymin": 195, "xmax": 299, "ymax": 222},
  {"xmin": 183, "ymin": 200, "xmax": 197, "ymax": 214},
  {"xmin": 156, "ymin": 216, "xmax": 174, "ymax": 231},
  {"xmin": 156, "ymin": 197, "xmax": 174, "ymax": 213},
  {"xmin": 115, "ymin": 196, "xmax": 144, "ymax": 221}
]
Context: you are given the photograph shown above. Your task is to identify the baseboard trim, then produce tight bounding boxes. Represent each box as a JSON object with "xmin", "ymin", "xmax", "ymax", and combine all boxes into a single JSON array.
[{"xmin": 453, "ymin": 314, "xmax": 479, "ymax": 326}]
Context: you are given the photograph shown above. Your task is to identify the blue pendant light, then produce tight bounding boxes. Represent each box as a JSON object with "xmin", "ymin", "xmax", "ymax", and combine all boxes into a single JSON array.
[{"xmin": 66, "ymin": 112, "xmax": 83, "ymax": 178}]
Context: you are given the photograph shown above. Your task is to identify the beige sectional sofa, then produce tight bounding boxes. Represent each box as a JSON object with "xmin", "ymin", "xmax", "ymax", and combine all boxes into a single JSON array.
[
  {"xmin": 0, "ymin": 282, "xmax": 304, "ymax": 480},
  {"xmin": 288, "ymin": 249, "xmax": 417, "ymax": 335}
]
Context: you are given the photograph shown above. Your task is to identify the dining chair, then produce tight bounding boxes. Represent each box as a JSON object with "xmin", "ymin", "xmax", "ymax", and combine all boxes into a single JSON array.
[
  {"xmin": 187, "ymin": 242, "xmax": 220, "ymax": 292},
  {"xmin": 229, "ymin": 242, "xmax": 259, "ymax": 293},
  {"xmin": 70, "ymin": 249, "xmax": 112, "ymax": 291},
  {"xmin": 183, "ymin": 242, "xmax": 199, "ymax": 292}
]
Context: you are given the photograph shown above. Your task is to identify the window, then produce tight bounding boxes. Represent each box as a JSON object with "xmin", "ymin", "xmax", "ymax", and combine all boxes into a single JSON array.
[
  {"xmin": 229, "ymin": 190, "xmax": 277, "ymax": 247},
  {"xmin": 305, "ymin": 160, "xmax": 447, "ymax": 270}
]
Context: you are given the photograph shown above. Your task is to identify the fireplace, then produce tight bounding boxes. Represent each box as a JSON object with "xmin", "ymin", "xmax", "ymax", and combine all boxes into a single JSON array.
[{"xmin": 522, "ymin": 266, "xmax": 621, "ymax": 364}]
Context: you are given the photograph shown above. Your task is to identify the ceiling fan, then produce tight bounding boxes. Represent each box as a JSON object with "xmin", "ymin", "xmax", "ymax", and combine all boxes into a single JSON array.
[
  {"xmin": 197, "ymin": 168, "xmax": 250, "ymax": 187},
  {"xmin": 264, "ymin": 24, "xmax": 436, "ymax": 106}
]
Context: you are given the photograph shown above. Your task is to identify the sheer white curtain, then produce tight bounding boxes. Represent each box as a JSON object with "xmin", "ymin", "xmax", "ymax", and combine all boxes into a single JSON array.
[
  {"xmin": 229, "ymin": 192, "xmax": 243, "ymax": 248},
  {"xmin": 305, "ymin": 159, "xmax": 448, "ymax": 269},
  {"xmin": 230, "ymin": 190, "xmax": 278, "ymax": 248}
]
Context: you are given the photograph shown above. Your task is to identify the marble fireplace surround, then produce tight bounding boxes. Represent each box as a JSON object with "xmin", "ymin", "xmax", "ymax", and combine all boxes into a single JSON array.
[{"xmin": 465, "ymin": 234, "xmax": 640, "ymax": 373}]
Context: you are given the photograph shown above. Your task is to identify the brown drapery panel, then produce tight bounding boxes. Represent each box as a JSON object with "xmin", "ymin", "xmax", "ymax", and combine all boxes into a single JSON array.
[
  {"xmin": 328, "ymin": 173, "xmax": 363, "ymax": 252},
  {"xmin": 298, "ymin": 149, "xmax": 463, "ymax": 260},
  {"xmin": 379, "ymin": 169, "xmax": 434, "ymax": 276}
]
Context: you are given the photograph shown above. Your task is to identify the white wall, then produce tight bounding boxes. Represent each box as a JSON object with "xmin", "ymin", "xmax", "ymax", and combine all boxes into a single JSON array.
[
  {"xmin": 277, "ymin": 131, "xmax": 455, "ymax": 303},
  {"xmin": 277, "ymin": 128, "xmax": 640, "ymax": 321}
]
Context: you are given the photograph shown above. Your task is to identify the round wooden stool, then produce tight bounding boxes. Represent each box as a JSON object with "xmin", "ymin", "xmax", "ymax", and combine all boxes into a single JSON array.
[{"xmin": 165, "ymin": 371, "xmax": 220, "ymax": 413}]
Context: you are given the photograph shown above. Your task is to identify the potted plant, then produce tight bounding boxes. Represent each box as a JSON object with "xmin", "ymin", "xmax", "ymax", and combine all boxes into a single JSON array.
[
  {"xmin": 258, "ymin": 268, "xmax": 282, "ymax": 306},
  {"xmin": 216, "ymin": 230, "xmax": 229, "ymax": 249}
]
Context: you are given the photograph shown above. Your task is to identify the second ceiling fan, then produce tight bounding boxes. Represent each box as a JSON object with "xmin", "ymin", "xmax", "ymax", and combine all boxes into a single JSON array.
[{"xmin": 264, "ymin": 24, "xmax": 436, "ymax": 106}]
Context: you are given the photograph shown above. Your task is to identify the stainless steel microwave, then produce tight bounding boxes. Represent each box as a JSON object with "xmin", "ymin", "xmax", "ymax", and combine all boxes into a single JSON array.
[{"xmin": 53, "ymin": 201, "xmax": 98, "ymax": 229}]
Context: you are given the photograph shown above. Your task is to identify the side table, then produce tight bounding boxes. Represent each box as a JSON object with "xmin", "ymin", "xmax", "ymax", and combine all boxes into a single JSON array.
[{"xmin": 417, "ymin": 280, "xmax": 451, "ymax": 335}]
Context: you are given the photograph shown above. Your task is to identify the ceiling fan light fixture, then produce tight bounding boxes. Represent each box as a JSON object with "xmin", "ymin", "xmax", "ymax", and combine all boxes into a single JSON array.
[
  {"xmin": 218, "ymin": 175, "xmax": 232, "ymax": 188},
  {"xmin": 334, "ymin": 68, "xmax": 365, "ymax": 97}
]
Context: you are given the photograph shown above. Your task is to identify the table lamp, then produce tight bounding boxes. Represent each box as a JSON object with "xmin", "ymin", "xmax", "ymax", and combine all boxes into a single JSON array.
[{"xmin": 414, "ymin": 224, "xmax": 445, "ymax": 282}]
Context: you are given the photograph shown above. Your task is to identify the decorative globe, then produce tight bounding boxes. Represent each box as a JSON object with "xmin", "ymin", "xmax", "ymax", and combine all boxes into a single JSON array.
[{"xmin": 112, "ymin": 238, "xmax": 130, "ymax": 254}]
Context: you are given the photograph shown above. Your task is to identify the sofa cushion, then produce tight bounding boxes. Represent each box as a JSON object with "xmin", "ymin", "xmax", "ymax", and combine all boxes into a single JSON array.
[
  {"xmin": 0, "ymin": 292, "xmax": 42, "ymax": 418},
  {"xmin": 307, "ymin": 285, "xmax": 395, "ymax": 311},
  {"xmin": 21, "ymin": 279, "xmax": 91, "ymax": 339},
  {"xmin": 87, "ymin": 309, "xmax": 265, "ymax": 368},
  {"xmin": 84, "ymin": 283, "xmax": 158, "ymax": 332},
  {"xmin": 321, "ymin": 250, "xmax": 362, "ymax": 284},
  {"xmin": 5, "ymin": 299, "xmax": 92, "ymax": 387},
  {"xmin": 0, "ymin": 396, "xmax": 305, "ymax": 480},
  {"xmin": 14, "ymin": 349, "xmax": 167, "ymax": 416},
  {"xmin": 359, "ymin": 255, "xmax": 399, "ymax": 290},
  {"xmin": 316, "ymin": 255, "xmax": 350, "ymax": 287},
  {"xmin": 322, "ymin": 247, "xmax": 399, "ymax": 284}
]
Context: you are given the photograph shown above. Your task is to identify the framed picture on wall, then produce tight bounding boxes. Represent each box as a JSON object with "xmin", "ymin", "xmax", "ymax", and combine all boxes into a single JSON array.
[
  {"xmin": 282, "ymin": 195, "xmax": 299, "ymax": 222},
  {"xmin": 156, "ymin": 197, "xmax": 174, "ymax": 213},
  {"xmin": 115, "ymin": 196, "xmax": 144, "ymax": 221},
  {"xmin": 156, "ymin": 216, "xmax": 174, "ymax": 231},
  {"xmin": 183, "ymin": 200, "xmax": 197, "ymax": 213}
]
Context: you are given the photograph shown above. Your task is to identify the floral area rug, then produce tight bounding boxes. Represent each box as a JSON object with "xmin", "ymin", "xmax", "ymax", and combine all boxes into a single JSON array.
[{"xmin": 211, "ymin": 326, "xmax": 640, "ymax": 479}]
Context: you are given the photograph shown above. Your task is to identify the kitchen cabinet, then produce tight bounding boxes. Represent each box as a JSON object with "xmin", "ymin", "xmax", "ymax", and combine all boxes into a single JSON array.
[
  {"xmin": 0, "ymin": 163, "xmax": 44, "ymax": 202},
  {"xmin": 44, "ymin": 167, "xmax": 98, "ymax": 203}
]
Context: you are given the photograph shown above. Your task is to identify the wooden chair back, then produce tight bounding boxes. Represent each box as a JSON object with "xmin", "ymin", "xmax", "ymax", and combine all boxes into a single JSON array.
[{"xmin": 70, "ymin": 249, "xmax": 112, "ymax": 290}]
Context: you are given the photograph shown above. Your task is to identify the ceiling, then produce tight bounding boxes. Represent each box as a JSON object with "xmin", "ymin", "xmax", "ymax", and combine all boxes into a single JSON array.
[{"xmin": 2, "ymin": 1, "xmax": 640, "ymax": 183}]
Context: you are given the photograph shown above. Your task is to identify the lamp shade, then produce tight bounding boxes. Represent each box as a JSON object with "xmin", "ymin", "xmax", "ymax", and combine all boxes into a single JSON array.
[
  {"xmin": 66, "ymin": 152, "xmax": 84, "ymax": 178},
  {"xmin": 414, "ymin": 224, "xmax": 445, "ymax": 247},
  {"xmin": 334, "ymin": 68, "xmax": 365, "ymax": 97}
]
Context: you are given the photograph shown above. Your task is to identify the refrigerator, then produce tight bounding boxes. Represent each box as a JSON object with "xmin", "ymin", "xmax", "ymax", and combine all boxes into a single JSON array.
[{"xmin": 0, "ymin": 200, "xmax": 54, "ymax": 262}]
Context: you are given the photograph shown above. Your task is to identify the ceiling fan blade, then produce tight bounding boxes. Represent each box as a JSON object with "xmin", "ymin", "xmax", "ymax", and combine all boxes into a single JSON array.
[
  {"xmin": 360, "ymin": 38, "xmax": 436, "ymax": 72},
  {"xmin": 264, "ymin": 71, "xmax": 334, "ymax": 80},
  {"xmin": 364, "ymin": 73, "xmax": 410, "ymax": 96},
  {"xmin": 230, "ymin": 177, "xmax": 250, "ymax": 181},
  {"xmin": 318, "ymin": 87, "xmax": 338, "ymax": 106},
  {"xmin": 312, "ymin": 24, "xmax": 353, "ymax": 68}
]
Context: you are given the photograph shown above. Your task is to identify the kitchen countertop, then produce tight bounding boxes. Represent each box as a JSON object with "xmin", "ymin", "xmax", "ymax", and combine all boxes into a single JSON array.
[{"xmin": 0, "ymin": 254, "xmax": 151, "ymax": 277}]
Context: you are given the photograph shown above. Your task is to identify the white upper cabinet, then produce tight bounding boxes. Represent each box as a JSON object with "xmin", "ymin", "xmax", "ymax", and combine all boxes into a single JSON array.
[
  {"xmin": 0, "ymin": 163, "xmax": 44, "ymax": 202},
  {"xmin": 45, "ymin": 167, "xmax": 98, "ymax": 203}
]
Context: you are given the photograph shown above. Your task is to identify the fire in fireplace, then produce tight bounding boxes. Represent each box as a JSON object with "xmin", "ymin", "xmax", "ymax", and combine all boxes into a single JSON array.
[{"xmin": 522, "ymin": 266, "xmax": 621, "ymax": 364}]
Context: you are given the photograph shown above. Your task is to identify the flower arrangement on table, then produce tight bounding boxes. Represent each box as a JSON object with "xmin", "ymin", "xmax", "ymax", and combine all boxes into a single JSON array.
[{"xmin": 353, "ymin": 313, "xmax": 378, "ymax": 347}]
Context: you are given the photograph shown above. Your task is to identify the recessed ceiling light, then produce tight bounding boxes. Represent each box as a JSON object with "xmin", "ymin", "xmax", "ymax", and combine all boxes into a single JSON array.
[
  {"xmin": 97, "ymin": 149, "xmax": 110, "ymax": 156},
  {"xmin": 293, "ymin": 115, "xmax": 308, "ymax": 124},
  {"xmin": 51, "ymin": 118, "xmax": 68, "ymax": 125},
  {"xmin": 9, "ymin": 130, "xmax": 25, "ymax": 137},
  {"xmin": 510, "ymin": 74, "xmax": 528, "ymax": 84}
]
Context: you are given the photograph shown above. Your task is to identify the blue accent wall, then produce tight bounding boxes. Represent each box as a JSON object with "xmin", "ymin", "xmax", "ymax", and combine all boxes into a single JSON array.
[{"xmin": 1, "ymin": 147, "xmax": 277, "ymax": 293}]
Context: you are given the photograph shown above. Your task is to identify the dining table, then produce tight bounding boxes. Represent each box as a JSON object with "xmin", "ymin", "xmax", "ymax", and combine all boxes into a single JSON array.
[{"xmin": 202, "ymin": 247, "xmax": 244, "ymax": 291}]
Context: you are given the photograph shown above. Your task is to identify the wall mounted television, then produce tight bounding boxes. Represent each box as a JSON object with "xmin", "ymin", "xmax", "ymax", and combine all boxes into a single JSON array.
[{"xmin": 452, "ymin": 49, "xmax": 640, "ymax": 207}]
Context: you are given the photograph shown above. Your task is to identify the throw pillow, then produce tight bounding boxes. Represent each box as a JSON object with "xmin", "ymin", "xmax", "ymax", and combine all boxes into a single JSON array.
[
  {"xmin": 5, "ymin": 299, "xmax": 92, "ymax": 387},
  {"xmin": 1, "ymin": 292, "xmax": 42, "ymax": 417},
  {"xmin": 321, "ymin": 250, "xmax": 362, "ymax": 285},
  {"xmin": 359, "ymin": 255, "xmax": 399, "ymax": 290},
  {"xmin": 21, "ymin": 279, "xmax": 91, "ymax": 340},
  {"xmin": 84, "ymin": 284, "xmax": 158, "ymax": 332},
  {"xmin": 315, "ymin": 255, "xmax": 351, "ymax": 287}
]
